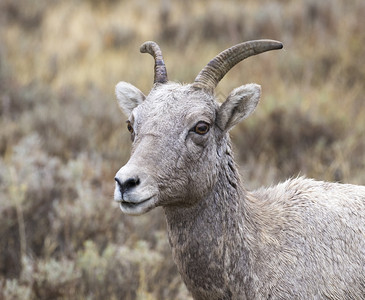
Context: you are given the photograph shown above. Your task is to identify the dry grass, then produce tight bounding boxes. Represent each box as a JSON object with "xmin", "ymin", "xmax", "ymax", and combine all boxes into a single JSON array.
[{"xmin": 0, "ymin": 0, "xmax": 364, "ymax": 298}]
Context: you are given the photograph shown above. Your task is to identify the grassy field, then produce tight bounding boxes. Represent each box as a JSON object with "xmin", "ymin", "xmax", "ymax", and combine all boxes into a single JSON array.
[{"xmin": 1, "ymin": 0, "xmax": 364, "ymax": 299}]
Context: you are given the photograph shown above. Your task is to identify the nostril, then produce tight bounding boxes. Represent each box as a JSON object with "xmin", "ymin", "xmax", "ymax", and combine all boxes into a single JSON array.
[
  {"xmin": 124, "ymin": 177, "xmax": 140, "ymax": 191},
  {"xmin": 115, "ymin": 177, "xmax": 122, "ymax": 187},
  {"xmin": 115, "ymin": 176, "xmax": 140, "ymax": 194}
]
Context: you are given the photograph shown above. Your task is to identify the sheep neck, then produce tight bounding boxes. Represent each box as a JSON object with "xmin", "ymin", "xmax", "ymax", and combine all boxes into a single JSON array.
[{"xmin": 163, "ymin": 139, "xmax": 256, "ymax": 298}]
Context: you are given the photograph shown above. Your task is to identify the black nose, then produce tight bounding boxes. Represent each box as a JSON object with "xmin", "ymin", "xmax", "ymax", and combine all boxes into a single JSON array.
[{"xmin": 115, "ymin": 176, "xmax": 140, "ymax": 194}]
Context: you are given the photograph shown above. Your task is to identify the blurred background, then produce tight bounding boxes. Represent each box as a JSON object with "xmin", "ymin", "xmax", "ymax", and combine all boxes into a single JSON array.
[{"xmin": 0, "ymin": 0, "xmax": 364, "ymax": 299}]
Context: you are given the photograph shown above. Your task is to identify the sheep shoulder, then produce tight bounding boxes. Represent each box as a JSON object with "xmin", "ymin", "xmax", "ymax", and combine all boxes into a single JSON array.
[{"xmin": 247, "ymin": 177, "xmax": 365, "ymax": 298}]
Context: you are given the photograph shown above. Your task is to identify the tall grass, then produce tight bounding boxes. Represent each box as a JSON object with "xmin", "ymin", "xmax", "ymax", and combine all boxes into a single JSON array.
[{"xmin": 1, "ymin": 0, "xmax": 364, "ymax": 298}]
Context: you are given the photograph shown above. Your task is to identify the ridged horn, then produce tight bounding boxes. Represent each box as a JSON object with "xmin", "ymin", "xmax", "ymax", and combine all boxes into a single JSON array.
[
  {"xmin": 193, "ymin": 39, "xmax": 283, "ymax": 92},
  {"xmin": 140, "ymin": 41, "xmax": 168, "ymax": 84}
]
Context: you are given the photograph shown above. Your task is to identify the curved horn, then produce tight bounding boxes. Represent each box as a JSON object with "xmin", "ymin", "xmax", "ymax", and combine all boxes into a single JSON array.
[
  {"xmin": 140, "ymin": 41, "xmax": 168, "ymax": 84},
  {"xmin": 193, "ymin": 39, "xmax": 283, "ymax": 92}
]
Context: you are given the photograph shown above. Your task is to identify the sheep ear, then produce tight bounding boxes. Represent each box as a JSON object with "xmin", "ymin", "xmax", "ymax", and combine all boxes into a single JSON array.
[
  {"xmin": 115, "ymin": 81, "xmax": 146, "ymax": 116},
  {"xmin": 216, "ymin": 83, "xmax": 261, "ymax": 131}
]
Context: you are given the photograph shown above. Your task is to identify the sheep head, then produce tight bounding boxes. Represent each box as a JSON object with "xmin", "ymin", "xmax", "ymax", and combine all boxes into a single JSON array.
[{"xmin": 114, "ymin": 40, "xmax": 283, "ymax": 215}]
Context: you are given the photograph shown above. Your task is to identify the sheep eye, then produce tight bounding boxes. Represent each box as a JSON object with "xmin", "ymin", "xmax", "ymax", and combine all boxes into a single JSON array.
[
  {"xmin": 126, "ymin": 121, "xmax": 134, "ymax": 134},
  {"xmin": 193, "ymin": 121, "xmax": 210, "ymax": 135}
]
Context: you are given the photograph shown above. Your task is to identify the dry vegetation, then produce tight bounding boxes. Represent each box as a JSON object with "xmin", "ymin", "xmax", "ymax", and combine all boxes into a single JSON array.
[{"xmin": 0, "ymin": 0, "xmax": 364, "ymax": 299}]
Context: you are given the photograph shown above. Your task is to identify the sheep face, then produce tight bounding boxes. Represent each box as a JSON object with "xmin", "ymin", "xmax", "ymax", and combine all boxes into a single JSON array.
[{"xmin": 114, "ymin": 81, "xmax": 261, "ymax": 215}]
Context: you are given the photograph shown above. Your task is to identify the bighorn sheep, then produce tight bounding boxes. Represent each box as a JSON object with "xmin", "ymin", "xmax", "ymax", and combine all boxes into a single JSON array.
[{"xmin": 113, "ymin": 40, "xmax": 365, "ymax": 299}]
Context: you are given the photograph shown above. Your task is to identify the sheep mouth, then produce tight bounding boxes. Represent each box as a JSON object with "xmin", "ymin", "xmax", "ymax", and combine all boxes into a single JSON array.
[
  {"xmin": 119, "ymin": 195, "xmax": 157, "ymax": 215},
  {"xmin": 120, "ymin": 198, "xmax": 150, "ymax": 208}
]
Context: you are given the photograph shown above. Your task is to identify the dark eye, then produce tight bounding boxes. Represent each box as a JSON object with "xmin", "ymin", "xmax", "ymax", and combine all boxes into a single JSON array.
[
  {"xmin": 126, "ymin": 121, "xmax": 134, "ymax": 134},
  {"xmin": 192, "ymin": 121, "xmax": 210, "ymax": 135}
]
